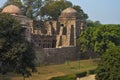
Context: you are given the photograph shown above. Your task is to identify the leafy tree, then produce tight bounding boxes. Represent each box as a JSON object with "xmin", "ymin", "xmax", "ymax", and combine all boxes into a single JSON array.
[
  {"xmin": 72, "ymin": 5, "xmax": 88, "ymax": 19},
  {"xmin": 22, "ymin": 0, "xmax": 43, "ymax": 19},
  {"xmin": 2, "ymin": 0, "xmax": 23, "ymax": 9},
  {"xmin": 77, "ymin": 27, "xmax": 95, "ymax": 53},
  {"xmin": 87, "ymin": 20, "xmax": 101, "ymax": 27},
  {"xmin": 40, "ymin": 0, "xmax": 72, "ymax": 20},
  {"xmin": 77, "ymin": 25, "xmax": 120, "ymax": 55},
  {"xmin": 40, "ymin": 0, "xmax": 88, "ymax": 20},
  {"xmin": 0, "ymin": 13, "xmax": 35, "ymax": 77},
  {"xmin": 96, "ymin": 46, "xmax": 120, "ymax": 80},
  {"xmin": 3, "ymin": 0, "xmax": 88, "ymax": 21}
]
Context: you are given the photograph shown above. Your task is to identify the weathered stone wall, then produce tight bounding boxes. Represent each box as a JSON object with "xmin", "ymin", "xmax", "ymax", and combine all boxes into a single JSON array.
[
  {"xmin": 34, "ymin": 47, "xmax": 80, "ymax": 65},
  {"xmin": 34, "ymin": 47, "xmax": 100, "ymax": 65}
]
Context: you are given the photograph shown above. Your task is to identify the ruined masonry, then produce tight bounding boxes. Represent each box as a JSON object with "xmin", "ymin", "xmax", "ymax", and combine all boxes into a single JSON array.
[{"xmin": 2, "ymin": 5, "xmax": 87, "ymax": 64}]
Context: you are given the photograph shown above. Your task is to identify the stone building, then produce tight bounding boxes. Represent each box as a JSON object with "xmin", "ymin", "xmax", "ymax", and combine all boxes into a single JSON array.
[
  {"xmin": 1, "ymin": 5, "xmax": 86, "ymax": 48},
  {"xmin": 1, "ymin": 5, "xmax": 89, "ymax": 64},
  {"xmin": 57, "ymin": 7, "xmax": 86, "ymax": 47},
  {"xmin": 32, "ymin": 7, "xmax": 87, "ymax": 48}
]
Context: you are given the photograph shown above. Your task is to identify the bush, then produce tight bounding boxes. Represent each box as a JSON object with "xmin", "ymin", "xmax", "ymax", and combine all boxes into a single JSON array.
[
  {"xmin": 96, "ymin": 46, "xmax": 120, "ymax": 80},
  {"xmin": 49, "ymin": 74, "xmax": 76, "ymax": 80},
  {"xmin": 76, "ymin": 71, "xmax": 87, "ymax": 78},
  {"xmin": 89, "ymin": 69, "xmax": 96, "ymax": 74},
  {"xmin": 49, "ymin": 69, "xmax": 96, "ymax": 80}
]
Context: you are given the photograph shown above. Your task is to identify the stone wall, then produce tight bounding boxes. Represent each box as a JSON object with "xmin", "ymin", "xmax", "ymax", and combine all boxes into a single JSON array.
[
  {"xmin": 34, "ymin": 47, "xmax": 80, "ymax": 65},
  {"xmin": 34, "ymin": 47, "xmax": 100, "ymax": 65}
]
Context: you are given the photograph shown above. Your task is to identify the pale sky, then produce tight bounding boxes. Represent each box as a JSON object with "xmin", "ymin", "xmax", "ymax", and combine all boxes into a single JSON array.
[{"xmin": 0, "ymin": 0, "xmax": 120, "ymax": 24}]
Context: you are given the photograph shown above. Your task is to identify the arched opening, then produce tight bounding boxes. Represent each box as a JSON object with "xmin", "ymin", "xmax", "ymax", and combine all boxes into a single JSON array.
[
  {"xmin": 70, "ymin": 25, "xmax": 74, "ymax": 45},
  {"xmin": 63, "ymin": 27, "xmax": 67, "ymax": 35}
]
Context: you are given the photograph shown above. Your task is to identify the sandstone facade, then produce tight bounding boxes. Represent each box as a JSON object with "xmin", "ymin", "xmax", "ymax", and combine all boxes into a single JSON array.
[
  {"xmin": 32, "ymin": 7, "xmax": 87, "ymax": 48},
  {"xmin": 1, "ymin": 5, "xmax": 88, "ymax": 65}
]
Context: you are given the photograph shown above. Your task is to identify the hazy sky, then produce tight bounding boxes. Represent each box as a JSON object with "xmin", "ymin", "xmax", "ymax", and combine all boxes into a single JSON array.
[{"xmin": 0, "ymin": 0, "xmax": 120, "ymax": 24}]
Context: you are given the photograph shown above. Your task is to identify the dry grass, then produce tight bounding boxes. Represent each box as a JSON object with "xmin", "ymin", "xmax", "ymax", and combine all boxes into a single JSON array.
[{"xmin": 0, "ymin": 59, "xmax": 99, "ymax": 80}]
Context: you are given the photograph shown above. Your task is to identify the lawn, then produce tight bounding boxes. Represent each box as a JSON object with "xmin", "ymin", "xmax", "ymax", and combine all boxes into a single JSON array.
[{"xmin": 0, "ymin": 58, "xmax": 99, "ymax": 80}]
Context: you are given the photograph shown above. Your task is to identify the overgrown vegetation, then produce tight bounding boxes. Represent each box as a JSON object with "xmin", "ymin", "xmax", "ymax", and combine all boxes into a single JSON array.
[
  {"xmin": 77, "ymin": 24, "xmax": 120, "ymax": 80},
  {"xmin": 96, "ymin": 46, "xmax": 120, "ymax": 80},
  {"xmin": 0, "ymin": 13, "xmax": 35, "ymax": 77},
  {"xmin": 77, "ymin": 24, "xmax": 120, "ymax": 55}
]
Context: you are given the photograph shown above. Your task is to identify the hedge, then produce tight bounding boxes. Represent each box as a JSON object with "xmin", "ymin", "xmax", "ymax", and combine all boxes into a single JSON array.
[{"xmin": 49, "ymin": 69, "xmax": 96, "ymax": 80}]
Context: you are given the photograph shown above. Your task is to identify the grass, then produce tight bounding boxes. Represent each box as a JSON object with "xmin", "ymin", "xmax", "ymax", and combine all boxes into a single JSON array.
[{"xmin": 0, "ymin": 58, "xmax": 99, "ymax": 80}]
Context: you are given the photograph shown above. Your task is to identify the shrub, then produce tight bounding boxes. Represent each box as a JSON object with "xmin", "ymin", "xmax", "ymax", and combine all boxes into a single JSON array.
[
  {"xmin": 96, "ymin": 46, "xmax": 120, "ymax": 80},
  {"xmin": 76, "ymin": 71, "xmax": 87, "ymax": 78},
  {"xmin": 49, "ymin": 74, "xmax": 76, "ymax": 80},
  {"xmin": 49, "ymin": 69, "xmax": 96, "ymax": 80},
  {"xmin": 89, "ymin": 69, "xmax": 96, "ymax": 74}
]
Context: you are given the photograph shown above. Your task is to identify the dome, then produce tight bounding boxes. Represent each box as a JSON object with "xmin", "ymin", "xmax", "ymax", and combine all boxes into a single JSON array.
[
  {"xmin": 2, "ymin": 5, "xmax": 22, "ymax": 15},
  {"xmin": 60, "ymin": 7, "xmax": 78, "ymax": 18},
  {"xmin": 62, "ymin": 7, "xmax": 77, "ymax": 14}
]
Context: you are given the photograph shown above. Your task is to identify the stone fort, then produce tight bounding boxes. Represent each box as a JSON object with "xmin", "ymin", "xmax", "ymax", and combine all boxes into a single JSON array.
[
  {"xmin": 1, "ymin": 5, "xmax": 93, "ymax": 65},
  {"xmin": 32, "ymin": 7, "xmax": 87, "ymax": 48}
]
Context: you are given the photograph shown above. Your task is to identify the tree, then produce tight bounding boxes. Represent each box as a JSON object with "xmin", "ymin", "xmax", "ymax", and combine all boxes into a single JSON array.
[
  {"xmin": 22, "ymin": 0, "xmax": 43, "ymax": 20},
  {"xmin": 3, "ymin": 0, "xmax": 88, "ymax": 21},
  {"xmin": 96, "ymin": 46, "xmax": 120, "ymax": 80},
  {"xmin": 0, "ymin": 13, "xmax": 35, "ymax": 77},
  {"xmin": 2, "ymin": 0, "xmax": 23, "ymax": 9},
  {"xmin": 77, "ymin": 27, "xmax": 95, "ymax": 53},
  {"xmin": 40, "ymin": 0, "xmax": 88, "ymax": 20},
  {"xmin": 77, "ymin": 25, "xmax": 120, "ymax": 55},
  {"xmin": 72, "ymin": 5, "xmax": 88, "ymax": 19},
  {"xmin": 40, "ymin": 0, "xmax": 72, "ymax": 20},
  {"xmin": 87, "ymin": 20, "xmax": 101, "ymax": 27}
]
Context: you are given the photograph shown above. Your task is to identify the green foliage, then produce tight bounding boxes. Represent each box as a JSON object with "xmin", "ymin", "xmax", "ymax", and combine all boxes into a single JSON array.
[
  {"xmin": 3, "ymin": 0, "xmax": 88, "ymax": 20},
  {"xmin": 88, "ymin": 69, "xmax": 96, "ymax": 74},
  {"xmin": 22, "ymin": 0, "xmax": 43, "ymax": 19},
  {"xmin": 0, "ymin": 13, "xmax": 35, "ymax": 77},
  {"xmin": 40, "ymin": 0, "xmax": 72, "ymax": 20},
  {"xmin": 39, "ymin": 0, "xmax": 88, "ymax": 20},
  {"xmin": 49, "ymin": 69, "xmax": 96, "ymax": 80},
  {"xmin": 76, "ymin": 71, "xmax": 87, "ymax": 78},
  {"xmin": 77, "ymin": 25, "xmax": 120, "ymax": 55},
  {"xmin": 73, "ymin": 5, "xmax": 88, "ymax": 19},
  {"xmin": 49, "ymin": 74, "xmax": 76, "ymax": 80},
  {"xmin": 2, "ymin": 0, "xmax": 23, "ymax": 8},
  {"xmin": 77, "ymin": 27, "xmax": 95, "ymax": 52},
  {"xmin": 87, "ymin": 20, "xmax": 101, "ymax": 27},
  {"xmin": 96, "ymin": 46, "xmax": 120, "ymax": 80}
]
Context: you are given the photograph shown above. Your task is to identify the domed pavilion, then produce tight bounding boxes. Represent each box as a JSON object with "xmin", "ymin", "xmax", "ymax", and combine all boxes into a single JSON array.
[{"xmin": 2, "ymin": 5, "xmax": 33, "ymax": 42}]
